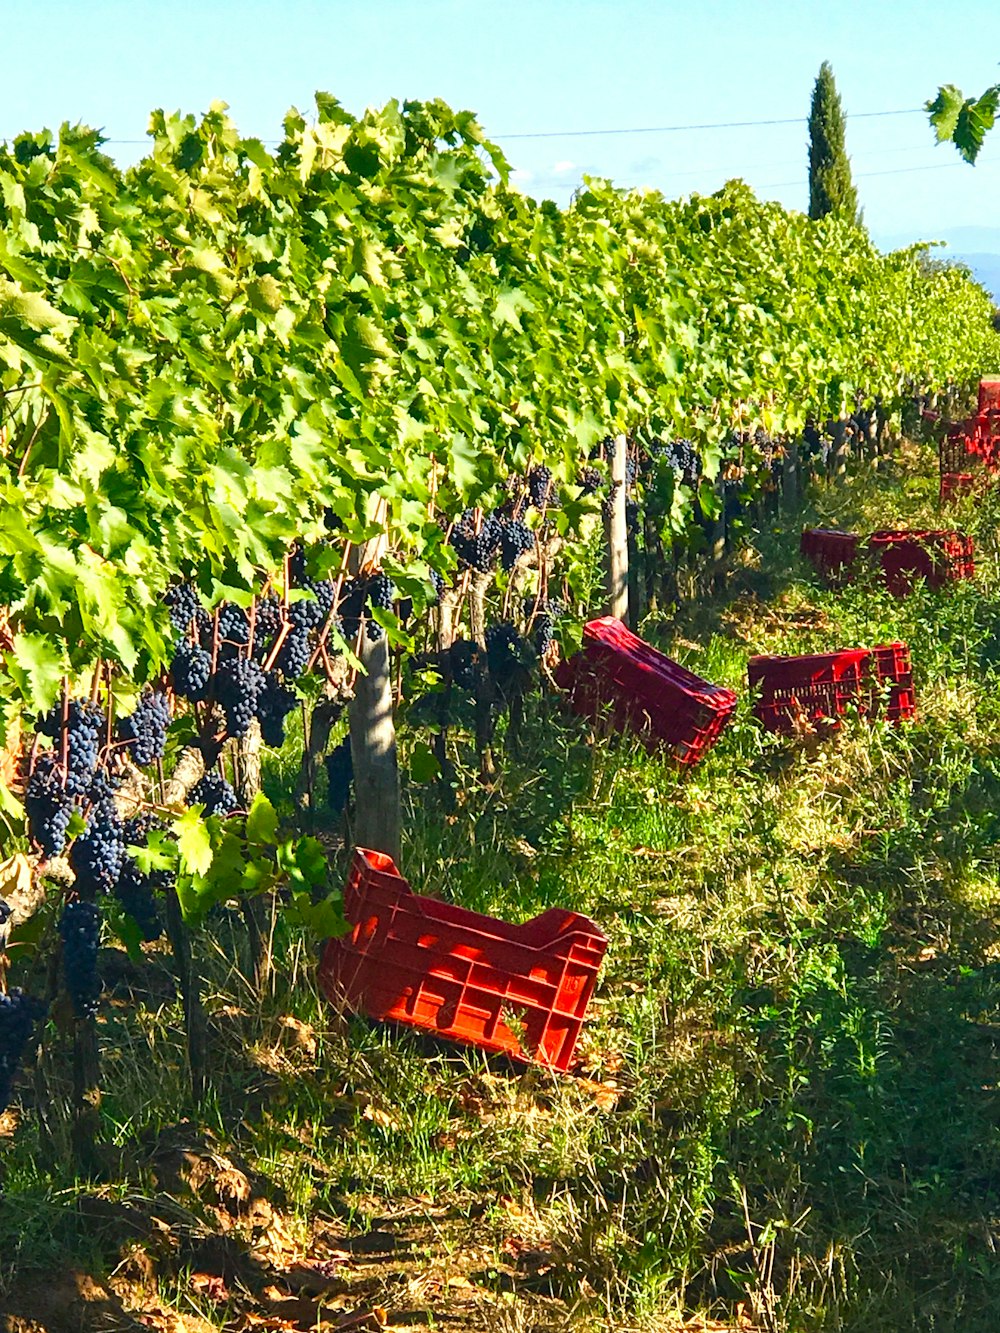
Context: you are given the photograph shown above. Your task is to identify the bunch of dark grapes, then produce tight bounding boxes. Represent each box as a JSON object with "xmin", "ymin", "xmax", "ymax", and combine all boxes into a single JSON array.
[
  {"xmin": 429, "ymin": 570, "xmax": 446, "ymax": 604},
  {"xmin": 37, "ymin": 700, "xmax": 104, "ymax": 794},
  {"xmin": 24, "ymin": 755, "xmax": 76, "ymax": 857},
  {"xmin": 194, "ymin": 608, "xmax": 215, "ymax": 647},
  {"xmin": 164, "ymin": 583, "xmax": 201, "ymax": 632},
  {"xmin": 336, "ymin": 577, "xmax": 368, "ymax": 642},
  {"xmin": 523, "ymin": 595, "xmax": 563, "ymax": 656},
  {"xmin": 578, "ymin": 465, "xmax": 603, "ymax": 496},
  {"xmin": 171, "ymin": 640, "xmax": 212, "ymax": 702},
  {"xmin": 215, "ymin": 603, "xmax": 251, "ymax": 660},
  {"xmin": 625, "ymin": 456, "xmax": 638, "ymax": 488},
  {"xmin": 215, "ymin": 658, "xmax": 265, "ymax": 738},
  {"xmin": 626, "ymin": 499, "xmax": 641, "ymax": 533},
  {"xmin": 527, "ymin": 465, "xmax": 553, "ymax": 509},
  {"xmin": 485, "ymin": 623, "xmax": 524, "ymax": 679},
  {"xmin": 448, "ymin": 639, "xmax": 482, "ymax": 691},
  {"xmin": 257, "ymin": 671, "xmax": 298, "ymax": 747},
  {"xmin": 326, "ymin": 736, "xmax": 353, "ymax": 816},
  {"xmin": 534, "ymin": 615, "xmax": 556, "ymax": 655},
  {"xmin": 591, "ymin": 435, "xmax": 616, "ymax": 462},
  {"xmin": 70, "ymin": 799, "xmax": 125, "ymax": 897},
  {"xmin": 59, "ymin": 899, "xmax": 102, "ymax": 1019},
  {"xmin": 251, "ymin": 594, "xmax": 283, "ymax": 660},
  {"xmin": 117, "ymin": 691, "xmax": 171, "ymax": 766},
  {"xmin": 290, "ymin": 579, "xmax": 333, "ymax": 631},
  {"xmin": 277, "ymin": 625, "xmax": 312, "ymax": 679},
  {"xmin": 662, "ymin": 438, "xmax": 701, "ymax": 487},
  {"xmin": 601, "ymin": 481, "xmax": 622, "ymax": 519},
  {"xmin": 115, "ymin": 814, "xmax": 167, "ymax": 942},
  {"xmin": 0, "ymin": 989, "xmax": 44, "ymax": 1113},
  {"xmin": 449, "ymin": 510, "xmax": 503, "ymax": 572},
  {"xmin": 366, "ymin": 572, "xmax": 396, "ymax": 641},
  {"xmin": 500, "ymin": 519, "xmax": 535, "ymax": 571},
  {"xmin": 190, "ymin": 771, "xmax": 239, "ymax": 817}
]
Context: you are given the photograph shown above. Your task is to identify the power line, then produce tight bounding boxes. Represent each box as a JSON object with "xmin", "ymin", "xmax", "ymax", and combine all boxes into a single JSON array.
[
  {"xmin": 759, "ymin": 156, "xmax": 995, "ymax": 189},
  {"xmin": 494, "ymin": 107, "xmax": 924, "ymax": 141},
  {"xmin": 5, "ymin": 106, "xmax": 928, "ymax": 150}
]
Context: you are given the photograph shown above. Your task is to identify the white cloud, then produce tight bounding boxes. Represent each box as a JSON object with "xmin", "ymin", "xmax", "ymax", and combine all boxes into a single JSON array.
[{"xmin": 553, "ymin": 160, "xmax": 576, "ymax": 173}]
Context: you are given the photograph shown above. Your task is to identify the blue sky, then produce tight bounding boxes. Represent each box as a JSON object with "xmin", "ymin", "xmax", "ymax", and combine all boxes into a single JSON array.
[{"xmin": 3, "ymin": 0, "xmax": 1000, "ymax": 250}]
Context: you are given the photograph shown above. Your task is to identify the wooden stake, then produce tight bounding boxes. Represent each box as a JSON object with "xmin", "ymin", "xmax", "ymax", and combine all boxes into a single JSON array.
[
  {"xmin": 348, "ymin": 630, "xmax": 401, "ymax": 865},
  {"xmin": 605, "ymin": 433, "xmax": 629, "ymax": 625},
  {"xmin": 347, "ymin": 497, "xmax": 401, "ymax": 865}
]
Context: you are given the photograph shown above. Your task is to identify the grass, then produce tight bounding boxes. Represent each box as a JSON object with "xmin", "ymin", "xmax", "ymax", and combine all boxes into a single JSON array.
[{"xmin": 4, "ymin": 440, "xmax": 1000, "ymax": 1331}]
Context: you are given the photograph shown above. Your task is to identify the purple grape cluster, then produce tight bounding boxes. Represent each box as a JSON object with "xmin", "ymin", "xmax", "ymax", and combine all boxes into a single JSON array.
[
  {"xmin": 217, "ymin": 603, "xmax": 251, "ymax": 655},
  {"xmin": 69, "ymin": 799, "xmax": 125, "ymax": 897},
  {"xmin": 527, "ymin": 466, "xmax": 553, "ymax": 509},
  {"xmin": 0, "ymin": 988, "xmax": 44, "ymax": 1112},
  {"xmin": 500, "ymin": 520, "xmax": 535, "ymax": 571},
  {"xmin": 37, "ymin": 700, "xmax": 104, "ymax": 795},
  {"xmin": 215, "ymin": 658, "xmax": 265, "ymax": 738},
  {"xmin": 257, "ymin": 671, "xmax": 298, "ymax": 747},
  {"xmin": 251, "ymin": 594, "xmax": 283, "ymax": 659},
  {"xmin": 578, "ymin": 465, "xmax": 603, "ymax": 496},
  {"xmin": 325, "ymin": 735, "xmax": 353, "ymax": 816},
  {"xmin": 24, "ymin": 756, "xmax": 76, "ymax": 857},
  {"xmin": 171, "ymin": 640, "xmax": 212, "ymax": 702},
  {"xmin": 59, "ymin": 899, "xmax": 102, "ymax": 1019},
  {"xmin": 485, "ymin": 623, "xmax": 524, "ymax": 677},
  {"xmin": 449, "ymin": 639, "xmax": 482, "ymax": 691},
  {"xmin": 164, "ymin": 583, "xmax": 201, "ymax": 632},
  {"xmin": 276, "ymin": 625, "xmax": 312, "ymax": 679},
  {"xmin": 116, "ymin": 815, "xmax": 167, "ymax": 942},
  {"xmin": 366, "ymin": 572, "xmax": 396, "ymax": 641},
  {"xmin": 117, "ymin": 691, "xmax": 171, "ymax": 766},
  {"xmin": 190, "ymin": 771, "xmax": 239, "ymax": 817},
  {"xmin": 449, "ymin": 510, "xmax": 503, "ymax": 572},
  {"xmin": 653, "ymin": 437, "xmax": 700, "ymax": 487}
]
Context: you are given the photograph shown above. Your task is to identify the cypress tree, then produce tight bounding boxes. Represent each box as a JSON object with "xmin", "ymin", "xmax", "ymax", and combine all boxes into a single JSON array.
[{"xmin": 808, "ymin": 62, "xmax": 861, "ymax": 224}]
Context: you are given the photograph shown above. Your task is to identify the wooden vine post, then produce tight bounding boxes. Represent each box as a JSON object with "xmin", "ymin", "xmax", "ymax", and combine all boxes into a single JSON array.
[
  {"xmin": 605, "ymin": 435, "xmax": 629, "ymax": 625},
  {"xmin": 348, "ymin": 498, "xmax": 402, "ymax": 866}
]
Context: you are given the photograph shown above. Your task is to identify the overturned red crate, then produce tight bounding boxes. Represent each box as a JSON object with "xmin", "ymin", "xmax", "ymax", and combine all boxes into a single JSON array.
[
  {"xmin": 318, "ymin": 849, "xmax": 608, "ymax": 1072},
  {"xmin": 555, "ymin": 617, "xmax": 737, "ymax": 766},
  {"xmin": 868, "ymin": 529, "xmax": 975, "ymax": 596},
  {"xmin": 979, "ymin": 379, "xmax": 1000, "ymax": 414},
  {"xmin": 799, "ymin": 528, "xmax": 861, "ymax": 584},
  {"xmin": 748, "ymin": 644, "xmax": 915, "ymax": 735}
]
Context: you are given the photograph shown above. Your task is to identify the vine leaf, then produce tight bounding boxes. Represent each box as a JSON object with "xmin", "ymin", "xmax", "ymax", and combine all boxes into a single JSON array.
[
  {"xmin": 927, "ymin": 83, "xmax": 1000, "ymax": 163},
  {"xmin": 3, "ymin": 633, "xmax": 64, "ymax": 715},
  {"xmin": 173, "ymin": 807, "xmax": 214, "ymax": 876}
]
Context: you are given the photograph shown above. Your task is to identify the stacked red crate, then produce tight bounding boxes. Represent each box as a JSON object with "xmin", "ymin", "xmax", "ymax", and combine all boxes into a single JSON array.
[
  {"xmin": 868, "ymin": 529, "xmax": 975, "ymax": 596},
  {"xmin": 799, "ymin": 528, "xmax": 861, "ymax": 584},
  {"xmin": 748, "ymin": 644, "xmax": 915, "ymax": 735},
  {"xmin": 978, "ymin": 379, "xmax": 1000, "ymax": 413},
  {"xmin": 555, "ymin": 617, "xmax": 737, "ymax": 766},
  {"xmin": 319, "ymin": 849, "xmax": 608, "ymax": 1072}
]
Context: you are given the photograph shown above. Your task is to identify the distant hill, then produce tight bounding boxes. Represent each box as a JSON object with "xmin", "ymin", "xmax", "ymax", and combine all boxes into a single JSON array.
[
  {"xmin": 949, "ymin": 254, "xmax": 1000, "ymax": 303},
  {"xmin": 873, "ymin": 227, "xmax": 1000, "ymax": 303}
]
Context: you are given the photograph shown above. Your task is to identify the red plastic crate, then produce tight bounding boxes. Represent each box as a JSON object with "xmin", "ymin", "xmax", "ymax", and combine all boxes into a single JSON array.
[
  {"xmin": 799, "ymin": 528, "xmax": 861, "ymax": 584},
  {"xmin": 979, "ymin": 379, "xmax": 1000, "ymax": 414},
  {"xmin": 748, "ymin": 643, "xmax": 915, "ymax": 735},
  {"xmin": 868, "ymin": 529, "xmax": 975, "ymax": 596},
  {"xmin": 940, "ymin": 421, "xmax": 978, "ymax": 474},
  {"xmin": 318, "ymin": 849, "xmax": 608, "ymax": 1072},
  {"xmin": 555, "ymin": 617, "xmax": 737, "ymax": 766},
  {"xmin": 939, "ymin": 471, "xmax": 978, "ymax": 505}
]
